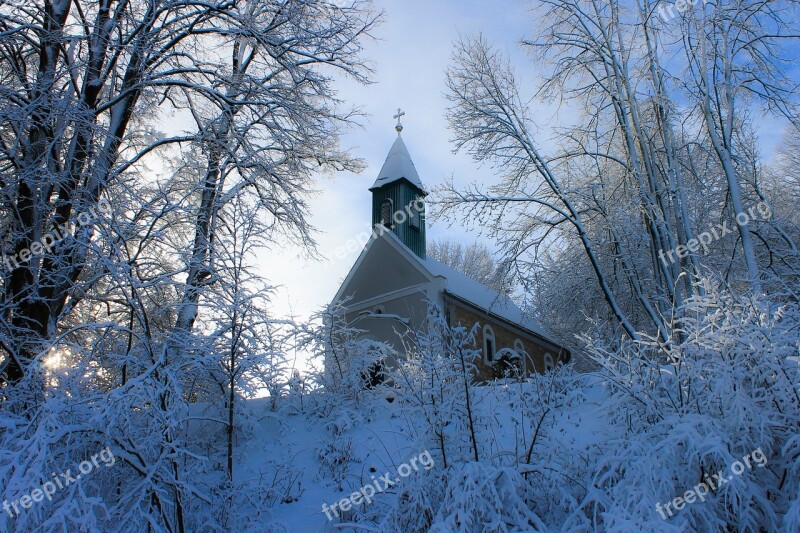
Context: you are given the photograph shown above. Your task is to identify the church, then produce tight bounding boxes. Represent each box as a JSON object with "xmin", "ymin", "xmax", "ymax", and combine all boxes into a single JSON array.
[{"xmin": 331, "ymin": 113, "xmax": 570, "ymax": 381}]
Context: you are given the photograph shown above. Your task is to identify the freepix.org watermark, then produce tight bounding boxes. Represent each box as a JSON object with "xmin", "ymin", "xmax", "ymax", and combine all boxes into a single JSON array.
[
  {"xmin": 321, "ymin": 449, "xmax": 434, "ymax": 520},
  {"xmin": 659, "ymin": 202, "xmax": 772, "ymax": 267},
  {"xmin": 656, "ymin": 0, "xmax": 709, "ymax": 23},
  {"xmin": 327, "ymin": 197, "xmax": 425, "ymax": 265},
  {"xmin": 655, "ymin": 447, "xmax": 767, "ymax": 520},
  {"xmin": 3, "ymin": 446, "xmax": 116, "ymax": 518},
  {"xmin": 2, "ymin": 199, "xmax": 111, "ymax": 271}
]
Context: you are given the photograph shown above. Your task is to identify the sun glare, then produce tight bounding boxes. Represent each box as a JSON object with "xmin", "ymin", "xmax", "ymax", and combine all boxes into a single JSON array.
[{"xmin": 44, "ymin": 348, "xmax": 65, "ymax": 369}]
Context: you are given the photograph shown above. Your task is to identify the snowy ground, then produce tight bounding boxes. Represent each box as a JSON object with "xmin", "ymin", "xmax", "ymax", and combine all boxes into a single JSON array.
[{"xmin": 228, "ymin": 379, "xmax": 607, "ymax": 532}]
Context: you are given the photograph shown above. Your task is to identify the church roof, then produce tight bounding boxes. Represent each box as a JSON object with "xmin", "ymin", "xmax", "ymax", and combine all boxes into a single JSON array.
[
  {"xmin": 370, "ymin": 134, "xmax": 425, "ymax": 192},
  {"xmin": 422, "ymin": 256, "xmax": 550, "ymax": 339},
  {"xmin": 373, "ymin": 228, "xmax": 551, "ymax": 341},
  {"xmin": 332, "ymin": 227, "xmax": 562, "ymax": 350}
]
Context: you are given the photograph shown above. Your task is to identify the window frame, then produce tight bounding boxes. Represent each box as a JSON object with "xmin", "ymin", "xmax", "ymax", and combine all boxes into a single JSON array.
[
  {"xmin": 409, "ymin": 198, "xmax": 422, "ymax": 229},
  {"xmin": 483, "ymin": 324, "xmax": 496, "ymax": 364},
  {"xmin": 513, "ymin": 338, "xmax": 526, "ymax": 373},
  {"xmin": 380, "ymin": 198, "xmax": 394, "ymax": 228}
]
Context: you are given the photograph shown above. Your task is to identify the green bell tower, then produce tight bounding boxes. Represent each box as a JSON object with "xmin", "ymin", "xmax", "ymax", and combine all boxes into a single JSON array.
[{"xmin": 369, "ymin": 109, "xmax": 427, "ymax": 258}]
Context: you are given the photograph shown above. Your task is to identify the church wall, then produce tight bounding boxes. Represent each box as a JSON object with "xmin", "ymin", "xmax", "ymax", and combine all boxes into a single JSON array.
[
  {"xmin": 339, "ymin": 288, "xmax": 569, "ymax": 385},
  {"xmin": 343, "ymin": 289, "xmax": 433, "ymax": 369},
  {"xmin": 444, "ymin": 298, "xmax": 568, "ymax": 382}
]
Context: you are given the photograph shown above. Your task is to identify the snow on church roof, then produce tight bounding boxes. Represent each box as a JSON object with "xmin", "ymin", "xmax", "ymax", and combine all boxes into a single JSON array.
[
  {"xmin": 373, "ymin": 228, "xmax": 551, "ymax": 341},
  {"xmin": 369, "ymin": 134, "xmax": 425, "ymax": 192},
  {"xmin": 422, "ymin": 256, "xmax": 551, "ymax": 340}
]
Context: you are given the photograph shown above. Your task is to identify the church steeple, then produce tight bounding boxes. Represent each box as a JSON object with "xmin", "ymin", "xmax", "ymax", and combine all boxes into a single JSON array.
[{"xmin": 370, "ymin": 110, "xmax": 427, "ymax": 258}]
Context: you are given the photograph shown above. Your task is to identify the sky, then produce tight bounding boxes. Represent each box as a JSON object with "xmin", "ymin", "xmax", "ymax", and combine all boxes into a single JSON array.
[{"xmin": 259, "ymin": 0, "xmax": 537, "ymax": 371}]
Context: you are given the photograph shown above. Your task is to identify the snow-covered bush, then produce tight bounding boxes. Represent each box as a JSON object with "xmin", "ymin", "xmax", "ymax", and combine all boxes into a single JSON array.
[
  {"xmin": 488, "ymin": 363, "xmax": 595, "ymax": 527},
  {"xmin": 378, "ymin": 467, "xmax": 447, "ymax": 532},
  {"xmin": 577, "ymin": 279, "xmax": 800, "ymax": 530},
  {"xmin": 370, "ymin": 280, "xmax": 800, "ymax": 531},
  {"xmin": 303, "ymin": 302, "xmax": 393, "ymax": 409},
  {"xmin": 190, "ymin": 471, "xmax": 302, "ymax": 532},
  {"xmin": 389, "ymin": 304, "xmax": 483, "ymax": 469},
  {"xmin": 316, "ymin": 408, "xmax": 360, "ymax": 491},
  {"xmin": 0, "ymin": 339, "xmax": 207, "ymax": 532},
  {"xmin": 430, "ymin": 462, "xmax": 546, "ymax": 532},
  {"xmin": 784, "ymin": 429, "xmax": 800, "ymax": 530}
]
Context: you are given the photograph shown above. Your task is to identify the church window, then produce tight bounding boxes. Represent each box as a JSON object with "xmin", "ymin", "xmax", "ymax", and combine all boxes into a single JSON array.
[
  {"xmin": 380, "ymin": 199, "xmax": 393, "ymax": 227},
  {"xmin": 544, "ymin": 352, "xmax": 555, "ymax": 372},
  {"xmin": 513, "ymin": 338, "xmax": 524, "ymax": 357},
  {"xmin": 409, "ymin": 198, "xmax": 421, "ymax": 229},
  {"xmin": 483, "ymin": 325, "xmax": 496, "ymax": 364},
  {"xmin": 513, "ymin": 338, "xmax": 526, "ymax": 371}
]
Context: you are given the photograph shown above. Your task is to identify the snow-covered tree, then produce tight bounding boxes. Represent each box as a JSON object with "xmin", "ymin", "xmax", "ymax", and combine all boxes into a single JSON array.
[
  {"xmin": 427, "ymin": 239, "xmax": 508, "ymax": 293},
  {"xmin": 438, "ymin": 0, "xmax": 800, "ymax": 348},
  {"xmin": 390, "ymin": 304, "xmax": 482, "ymax": 468},
  {"xmin": 577, "ymin": 278, "xmax": 800, "ymax": 530},
  {"xmin": 0, "ymin": 0, "xmax": 377, "ymax": 388},
  {"xmin": 0, "ymin": 1, "xmax": 378, "ymax": 530},
  {"xmin": 204, "ymin": 194, "xmax": 288, "ymax": 481},
  {"xmin": 304, "ymin": 301, "xmax": 392, "ymax": 407}
]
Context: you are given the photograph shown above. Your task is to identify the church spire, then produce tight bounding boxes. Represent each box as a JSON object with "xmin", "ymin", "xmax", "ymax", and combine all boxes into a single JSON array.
[
  {"xmin": 370, "ymin": 109, "xmax": 424, "ymax": 192},
  {"xmin": 370, "ymin": 109, "xmax": 427, "ymax": 258}
]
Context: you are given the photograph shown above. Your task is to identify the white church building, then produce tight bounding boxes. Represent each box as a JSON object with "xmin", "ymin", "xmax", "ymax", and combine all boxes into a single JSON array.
[{"xmin": 331, "ymin": 115, "xmax": 570, "ymax": 381}]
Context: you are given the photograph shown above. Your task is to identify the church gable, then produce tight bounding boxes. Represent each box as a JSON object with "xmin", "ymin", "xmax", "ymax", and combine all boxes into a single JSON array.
[{"xmin": 333, "ymin": 229, "xmax": 432, "ymax": 307}]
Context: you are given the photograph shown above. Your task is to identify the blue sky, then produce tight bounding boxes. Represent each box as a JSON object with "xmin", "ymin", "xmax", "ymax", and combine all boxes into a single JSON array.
[
  {"xmin": 260, "ymin": 0, "xmax": 536, "ymax": 367},
  {"xmin": 256, "ymin": 0, "xmax": 789, "ymax": 372}
]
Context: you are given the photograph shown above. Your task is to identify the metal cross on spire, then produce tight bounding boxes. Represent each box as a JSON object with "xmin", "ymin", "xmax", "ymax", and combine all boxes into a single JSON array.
[{"xmin": 393, "ymin": 108, "xmax": 405, "ymax": 133}]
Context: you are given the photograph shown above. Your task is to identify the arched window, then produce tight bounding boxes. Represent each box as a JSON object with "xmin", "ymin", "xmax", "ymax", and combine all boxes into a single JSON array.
[
  {"xmin": 513, "ymin": 339, "xmax": 524, "ymax": 357},
  {"xmin": 544, "ymin": 352, "xmax": 555, "ymax": 372},
  {"xmin": 380, "ymin": 199, "xmax": 393, "ymax": 228},
  {"xmin": 513, "ymin": 339, "xmax": 526, "ymax": 372},
  {"xmin": 409, "ymin": 198, "xmax": 422, "ymax": 229},
  {"xmin": 483, "ymin": 325, "xmax": 496, "ymax": 364}
]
